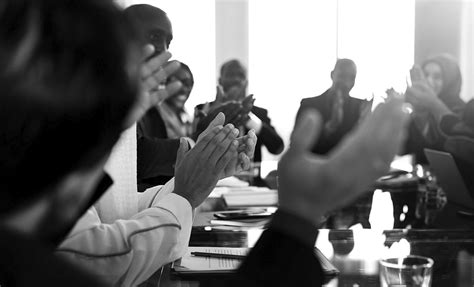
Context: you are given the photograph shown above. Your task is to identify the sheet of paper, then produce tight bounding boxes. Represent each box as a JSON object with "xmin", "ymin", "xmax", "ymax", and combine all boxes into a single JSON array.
[{"xmin": 174, "ymin": 247, "xmax": 250, "ymax": 272}]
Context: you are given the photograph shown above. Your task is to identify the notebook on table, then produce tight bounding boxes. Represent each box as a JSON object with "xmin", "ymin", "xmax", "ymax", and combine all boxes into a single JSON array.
[
  {"xmin": 424, "ymin": 148, "xmax": 474, "ymax": 210},
  {"xmin": 171, "ymin": 246, "xmax": 339, "ymax": 283}
]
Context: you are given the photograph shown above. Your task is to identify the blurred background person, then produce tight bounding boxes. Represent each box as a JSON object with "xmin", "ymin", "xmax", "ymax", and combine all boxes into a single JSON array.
[
  {"xmin": 158, "ymin": 62, "xmax": 194, "ymax": 139},
  {"xmin": 404, "ymin": 54, "xmax": 466, "ymax": 164},
  {"xmin": 296, "ymin": 58, "xmax": 371, "ymax": 155},
  {"xmin": 196, "ymin": 59, "xmax": 284, "ymax": 186}
]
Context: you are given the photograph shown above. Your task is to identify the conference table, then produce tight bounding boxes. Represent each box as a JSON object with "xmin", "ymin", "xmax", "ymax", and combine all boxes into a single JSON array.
[
  {"xmin": 138, "ymin": 195, "xmax": 474, "ymax": 287},
  {"xmin": 140, "ymin": 159, "xmax": 474, "ymax": 286}
]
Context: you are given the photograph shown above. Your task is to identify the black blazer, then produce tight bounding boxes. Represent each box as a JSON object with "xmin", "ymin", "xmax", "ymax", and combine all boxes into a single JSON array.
[
  {"xmin": 137, "ymin": 108, "xmax": 180, "ymax": 191},
  {"xmin": 296, "ymin": 89, "xmax": 365, "ymax": 155},
  {"xmin": 250, "ymin": 106, "xmax": 284, "ymax": 163}
]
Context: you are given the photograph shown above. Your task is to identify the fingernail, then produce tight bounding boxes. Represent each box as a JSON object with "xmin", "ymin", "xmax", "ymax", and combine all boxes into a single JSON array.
[
  {"xmin": 233, "ymin": 140, "xmax": 238, "ymax": 147},
  {"xmin": 233, "ymin": 128, "xmax": 239, "ymax": 136}
]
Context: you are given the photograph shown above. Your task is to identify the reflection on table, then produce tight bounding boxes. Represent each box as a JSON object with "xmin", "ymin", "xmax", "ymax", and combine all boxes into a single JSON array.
[
  {"xmin": 149, "ymin": 226, "xmax": 474, "ymax": 287},
  {"xmin": 143, "ymin": 155, "xmax": 474, "ymax": 286}
]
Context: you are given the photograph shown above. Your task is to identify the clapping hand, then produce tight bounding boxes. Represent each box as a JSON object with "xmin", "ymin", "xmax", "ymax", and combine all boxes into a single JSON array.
[
  {"xmin": 174, "ymin": 113, "xmax": 257, "ymax": 207},
  {"xmin": 278, "ymin": 92, "xmax": 410, "ymax": 225},
  {"xmin": 124, "ymin": 45, "xmax": 182, "ymax": 129}
]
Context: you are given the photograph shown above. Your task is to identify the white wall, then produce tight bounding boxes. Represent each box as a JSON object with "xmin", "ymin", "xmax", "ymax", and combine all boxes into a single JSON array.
[
  {"xmin": 460, "ymin": 0, "xmax": 474, "ymax": 102},
  {"xmin": 248, "ymin": 0, "xmax": 338, "ymax": 161},
  {"xmin": 215, "ymin": 0, "xmax": 249, "ymax": 75}
]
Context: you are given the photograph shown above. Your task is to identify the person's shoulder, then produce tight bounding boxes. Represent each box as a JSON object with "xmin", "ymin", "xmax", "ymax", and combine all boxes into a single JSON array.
[
  {"xmin": 300, "ymin": 91, "xmax": 329, "ymax": 107},
  {"xmin": 252, "ymin": 105, "xmax": 267, "ymax": 114}
]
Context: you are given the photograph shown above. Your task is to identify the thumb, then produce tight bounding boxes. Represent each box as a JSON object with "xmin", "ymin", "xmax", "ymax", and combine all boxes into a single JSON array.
[
  {"xmin": 290, "ymin": 109, "xmax": 322, "ymax": 152},
  {"xmin": 197, "ymin": 112, "xmax": 226, "ymax": 142},
  {"xmin": 176, "ymin": 138, "xmax": 190, "ymax": 166},
  {"xmin": 216, "ymin": 85, "xmax": 225, "ymax": 102}
]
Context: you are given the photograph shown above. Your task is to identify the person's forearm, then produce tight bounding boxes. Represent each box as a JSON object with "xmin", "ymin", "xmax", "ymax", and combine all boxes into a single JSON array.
[{"xmin": 57, "ymin": 193, "xmax": 193, "ymax": 286}]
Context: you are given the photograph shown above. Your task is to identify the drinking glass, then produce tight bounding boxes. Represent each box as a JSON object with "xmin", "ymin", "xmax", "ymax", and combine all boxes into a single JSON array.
[{"xmin": 379, "ymin": 255, "xmax": 434, "ymax": 287}]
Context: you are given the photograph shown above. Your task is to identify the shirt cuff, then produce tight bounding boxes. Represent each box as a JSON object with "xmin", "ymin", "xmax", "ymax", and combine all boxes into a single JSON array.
[
  {"xmin": 246, "ymin": 113, "xmax": 263, "ymax": 134},
  {"xmin": 269, "ymin": 209, "xmax": 318, "ymax": 248}
]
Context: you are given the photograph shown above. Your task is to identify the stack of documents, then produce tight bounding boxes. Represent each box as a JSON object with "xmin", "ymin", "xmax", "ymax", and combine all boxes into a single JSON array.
[
  {"xmin": 223, "ymin": 188, "xmax": 278, "ymax": 207},
  {"xmin": 172, "ymin": 246, "xmax": 340, "ymax": 282},
  {"xmin": 172, "ymin": 247, "xmax": 248, "ymax": 275}
]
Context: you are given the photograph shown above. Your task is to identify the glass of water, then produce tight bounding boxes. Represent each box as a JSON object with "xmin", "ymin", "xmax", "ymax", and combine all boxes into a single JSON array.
[{"xmin": 379, "ymin": 255, "xmax": 434, "ymax": 287}]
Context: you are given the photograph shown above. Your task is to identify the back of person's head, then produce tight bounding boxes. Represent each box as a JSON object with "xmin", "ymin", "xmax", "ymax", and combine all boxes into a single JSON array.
[
  {"xmin": 124, "ymin": 4, "xmax": 172, "ymax": 53},
  {"xmin": 422, "ymin": 54, "xmax": 463, "ymax": 110},
  {"xmin": 333, "ymin": 58, "xmax": 356, "ymax": 72},
  {"xmin": 331, "ymin": 58, "xmax": 357, "ymax": 94},
  {"xmin": 0, "ymin": 0, "xmax": 139, "ymax": 215}
]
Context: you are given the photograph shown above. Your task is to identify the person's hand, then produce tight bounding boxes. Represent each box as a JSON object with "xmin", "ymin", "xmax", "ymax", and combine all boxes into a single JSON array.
[
  {"xmin": 219, "ymin": 129, "xmax": 257, "ymax": 178},
  {"xmin": 278, "ymin": 93, "xmax": 410, "ymax": 225},
  {"xmin": 173, "ymin": 122, "xmax": 240, "ymax": 208},
  {"xmin": 124, "ymin": 45, "xmax": 182, "ymax": 128},
  {"xmin": 195, "ymin": 112, "xmax": 257, "ymax": 178},
  {"xmin": 406, "ymin": 80, "xmax": 439, "ymax": 111}
]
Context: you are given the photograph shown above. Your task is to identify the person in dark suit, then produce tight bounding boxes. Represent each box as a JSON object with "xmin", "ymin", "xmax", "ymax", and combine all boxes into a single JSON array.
[
  {"xmin": 218, "ymin": 59, "xmax": 284, "ymax": 164},
  {"xmin": 296, "ymin": 58, "xmax": 371, "ymax": 155},
  {"xmin": 194, "ymin": 59, "xmax": 284, "ymax": 186},
  {"xmin": 211, "ymin": 90, "xmax": 410, "ymax": 287},
  {"xmin": 125, "ymin": 5, "xmax": 190, "ymax": 190}
]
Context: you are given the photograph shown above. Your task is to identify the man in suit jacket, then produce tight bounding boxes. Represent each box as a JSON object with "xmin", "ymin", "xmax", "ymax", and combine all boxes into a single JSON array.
[
  {"xmin": 126, "ymin": 5, "xmax": 191, "ymax": 190},
  {"xmin": 296, "ymin": 59, "xmax": 370, "ymax": 155},
  {"xmin": 218, "ymin": 60, "xmax": 284, "ymax": 186}
]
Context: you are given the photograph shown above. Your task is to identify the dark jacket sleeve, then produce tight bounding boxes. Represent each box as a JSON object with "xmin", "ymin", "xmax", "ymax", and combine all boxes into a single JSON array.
[
  {"xmin": 252, "ymin": 106, "xmax": 284, "ymax": 155},
  {"xmin": 136, "ymin": 124, "xmax": 179, "ymax": 180},
  {"xmin": 210, "ymin": 210, "xmax": 324, "ymax": 287}
]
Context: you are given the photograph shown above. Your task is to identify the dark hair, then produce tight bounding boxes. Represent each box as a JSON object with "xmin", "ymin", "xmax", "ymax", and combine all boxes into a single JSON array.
[
  {"xmin": 177, "ymin": 61, "xmax": 194, "ymax": 87},
  {"xmin": 422, "ymin": 54, "xmax": 464, "ymax": 112},
  {"xmin": 124, "ymin": 4, "xmax": 173, "ymax": 47},
  {"xmin": 0, "ymin": 0, "xmax": 139, "ymax": 214},
  {"xmin": 333, "ymin": 58, "xmax": 356, "ymax": 71},
  {"xmin": 220, "ymin": 59, "xmax": 246, "ymax": 78}
]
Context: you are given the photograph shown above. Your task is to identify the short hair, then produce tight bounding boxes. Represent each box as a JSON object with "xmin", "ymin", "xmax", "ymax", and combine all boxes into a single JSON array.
[
  {"xmin": 124, "ymin": 4, "xmax": 173, "ymax": 46},
  {"xmin": 220, "ymin": 59, "xmax": 247, "ymax": 78},
  {"xmin": 333, "ymin": 58, "xmax": 356, "ymax": 72},
  {"xmin": 177, "ymin": 61, "xmax": 194, "ymax": 87},
  {"xmin": 0, "ymin": 0, "xmax": 139, "ymax": 214}
]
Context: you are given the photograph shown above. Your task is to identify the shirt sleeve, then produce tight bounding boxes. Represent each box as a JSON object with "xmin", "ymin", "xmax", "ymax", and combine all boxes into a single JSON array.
[
  {"xmin": 218, "ymin": 209, "xmax": 323, "ymax": 287},
  {"xmin": 56, "ymin": 184, "xmax": 193, "ymax": 287}
]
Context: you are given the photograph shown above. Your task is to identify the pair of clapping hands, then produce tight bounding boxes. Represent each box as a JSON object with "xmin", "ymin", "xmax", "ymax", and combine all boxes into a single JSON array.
[{"xmin": 128, "ymin": 45, "xmax": 257, "ymax": 208}]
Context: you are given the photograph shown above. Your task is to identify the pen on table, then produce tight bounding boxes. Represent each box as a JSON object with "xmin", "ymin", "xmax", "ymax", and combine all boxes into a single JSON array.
[{"xmin": 191, "ymin": 252, "xmax": 246, "ymax": 260}]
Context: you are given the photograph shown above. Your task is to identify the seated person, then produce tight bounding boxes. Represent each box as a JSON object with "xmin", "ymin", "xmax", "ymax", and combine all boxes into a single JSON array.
[
  {"xmin": 0, "ymin": 0, "xmax": 409, "ymax": 285},
  {"xmin": 126, "ymin": 4, "xmax": 184, "ymax": 190},
  {"xmin": 209, "ymin": 86, "xmax": 410, "ymax": 286},
  {"xmin": 404, "ymin": 54, "xmax": 466, "ymax": 163},
  {"xmin": 7, "ymin": 4, "xmax": 254, "ymax": 287},
  {"xmin": 196, "ymin": 59, "xmax": 284, "ymax": 186},
  {"xmin": 137, "ymin": 61, "xmax": 194, "ymax": 185},
  {"xmin": 296, "ymin": 58, "xmax": 371, "ymax": 155},
  {"xmin": 157, "ymin": 62, "xmax": 194, "ymax": 139}
]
